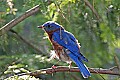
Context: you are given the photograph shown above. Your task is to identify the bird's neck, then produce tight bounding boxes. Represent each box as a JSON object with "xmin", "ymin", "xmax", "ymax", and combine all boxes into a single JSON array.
[
  {"xmin": 46, "ymin": 27, "xmax": 64, "ymax": 41},
  {"xmin": 46, "ymin": 27, "xmax": 64, "ymax": 35}
]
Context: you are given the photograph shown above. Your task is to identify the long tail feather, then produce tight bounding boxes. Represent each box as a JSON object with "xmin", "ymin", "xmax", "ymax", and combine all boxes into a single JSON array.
[
  {"xmin": 76, "ymin": 59, "xmax": 90, "ymax": 78},
  {"xmin": 68, "ymin": 53, "xmax": 91, "ymax": 78},
  {"xmin": 79, "ymin": 53, "xmax": 88, "ymax": 62}
]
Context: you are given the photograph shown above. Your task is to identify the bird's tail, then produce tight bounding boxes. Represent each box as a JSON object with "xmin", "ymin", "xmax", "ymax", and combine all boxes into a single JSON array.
[
  {"xmin": 68, "ymin": 53, "xmax": 91, "ymax": 78},
  {"xmin": 76, "ymin": 59, "xmax": 90, "ymax": 78}
]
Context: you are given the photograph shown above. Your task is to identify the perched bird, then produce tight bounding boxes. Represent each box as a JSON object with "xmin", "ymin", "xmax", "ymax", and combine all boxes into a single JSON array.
[{"xmin": 38, "ymin": 21, "xmax": 91, "ymax": 78}]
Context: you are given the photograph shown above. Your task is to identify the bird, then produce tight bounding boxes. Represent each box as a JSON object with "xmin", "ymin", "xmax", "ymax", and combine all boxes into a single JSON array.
[{"xmin": 38, "ymin": 21, "xmax": 91, "ymax": 78}]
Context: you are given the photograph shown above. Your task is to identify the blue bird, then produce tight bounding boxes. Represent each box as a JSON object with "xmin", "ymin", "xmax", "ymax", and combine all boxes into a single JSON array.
[{"xmin": 38, "ymin": 21, "xmax": 91, "ymax": 78}]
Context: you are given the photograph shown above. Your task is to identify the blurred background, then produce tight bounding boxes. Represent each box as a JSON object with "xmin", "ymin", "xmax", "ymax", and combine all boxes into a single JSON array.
[{"xmin": 0, "ymin": 0, "xmax": 120, "ymax": 80}]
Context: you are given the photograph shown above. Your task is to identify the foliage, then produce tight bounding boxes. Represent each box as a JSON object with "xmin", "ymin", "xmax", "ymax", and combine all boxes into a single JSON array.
[
  {"xmin": 5, "ymin": 75, "xmax": 39, "ymax": 80},
  {"xmin": 0, "ymin": 0, "xmax": 120, "ymax": 80}
]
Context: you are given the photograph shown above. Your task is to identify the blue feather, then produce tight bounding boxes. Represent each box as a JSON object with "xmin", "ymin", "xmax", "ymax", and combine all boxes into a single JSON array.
[
  {"xmin": 68, "ymin": 53, "xmax": 90, "ymax": 78},
  {"xmin": 53, "ymin": 30, "xmax": 88, "ymax": 62},
  {"xmin": 52, "ymin": 30, "xmax": 91, "ymax": 78}
]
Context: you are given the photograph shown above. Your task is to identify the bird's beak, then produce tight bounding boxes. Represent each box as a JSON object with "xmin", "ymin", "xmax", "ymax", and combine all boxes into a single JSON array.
[{"xmin": 37, "ymin": 26, "xmax": 44, "ymax": 28}]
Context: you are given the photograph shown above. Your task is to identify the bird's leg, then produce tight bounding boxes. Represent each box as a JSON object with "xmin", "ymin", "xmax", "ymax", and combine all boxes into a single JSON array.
[
  {"xmin": 51, "ymin": 65, "xmax": 57, "ymax": 76},
  {"xmin": 51, "ymin": 65, "xmax": 57, "ymax": 69},
  {"xmin": 68, "ymin": 61, "xmax": 72, "ymax": 72},
  {"xmin": 51, "ymin": 59, "xmax": 61, "ymax": 73},
  {"xmin": 51, "ymin": 60, "xmax": 60, "ymax": 68}
]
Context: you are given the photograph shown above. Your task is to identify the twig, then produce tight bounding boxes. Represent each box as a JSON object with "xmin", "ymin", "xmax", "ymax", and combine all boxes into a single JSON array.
[
  {"xmin": 83, "ymin": 0, "xmax": 101, "ymax": 21},
  {"xmin": 0, "ymin": 5, "xmax": 40, "ymax": 36},
  {"xmin": 114, "ymin": 54, "xmax": 120, "ymax": 73},
  {"xmin": 17, "ymin": 66, "xmax": 120, "ymax": 77},
  {"xmin": 9, "ymin": 29, "xmax": 43, "ymax": 54},
  {"xmin": 54, "ymin": 2, "xmax": 70, "ymax": 24}
]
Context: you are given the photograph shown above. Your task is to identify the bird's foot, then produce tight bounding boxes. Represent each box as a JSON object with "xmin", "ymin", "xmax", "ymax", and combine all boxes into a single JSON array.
[
  {"xmin": 68, "ymin": 62, "xmax": 72, "ymax": 72},
  {"xmin": 51, "ymin": 65, "xmax": 57, "ymax": 69},
  {"xmin": 51, "ymin": 65, "xmax": 57, "ymax": 76}
]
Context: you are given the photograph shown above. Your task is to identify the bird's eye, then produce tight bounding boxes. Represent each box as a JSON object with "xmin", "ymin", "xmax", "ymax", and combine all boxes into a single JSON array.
[{"xmin": 48, "ymin": 25, "xmax": 52, "ymax": 28}]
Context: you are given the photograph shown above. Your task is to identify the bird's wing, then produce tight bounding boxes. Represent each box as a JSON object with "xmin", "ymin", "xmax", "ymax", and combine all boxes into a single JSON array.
[
  {"xmin": 52, "ymin": 31, "xmax": 84, "ymax": 58},
  {"xmin": 65, "ymin": 31, "xmax": 78, "ymax": 43},
  {"xmin": 52, "ymin": 31, "xmax": 90, "ymax": 77},
  {"xmin": 52, "ymin": 31, "xmax": 79, "ymax": 53}
]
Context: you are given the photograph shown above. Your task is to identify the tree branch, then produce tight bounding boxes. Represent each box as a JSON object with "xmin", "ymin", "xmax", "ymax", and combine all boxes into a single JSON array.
[
  {"xmin": 0, "ymin": 5, "xmax": 40, "ymax": 36},
  {"xmin": 83, "ymin": 0, "xmax": 101, "ymax": 21},
  {"xmin": 17, "ymin": 66, "xmax": 120, "ymax": 77},
  {"xmin": 9, "ymin": 29, "xmax": 43, "ymax": 54}
]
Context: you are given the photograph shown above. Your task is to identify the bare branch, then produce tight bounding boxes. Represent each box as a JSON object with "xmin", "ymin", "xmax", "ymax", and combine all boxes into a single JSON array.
[
  {"xmin": 10, "ymin": 29, "xmax": 43, "ymax": 54},
  {"xmin": 54, "ymin": 2, "xmax": 70, "ymax": 24},
  {"xmin": 17, "ymin": 66, "xmax": 120, "ymax": 77},
  {"xmin": 0, "ymin": 5, "xmax": 40, "ymax": 36},
  {"xmin": 83, "ymin": 0, "xmax": 101, "ymax": 21},
  {"xmin": 114, "ymin": 54, "xmax": 120, "ymax": 73}
]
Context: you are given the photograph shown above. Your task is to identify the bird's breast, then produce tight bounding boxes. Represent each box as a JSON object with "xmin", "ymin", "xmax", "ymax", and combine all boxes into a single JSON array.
[
  {"xmin": 47, "ymin": 33, "xmax": 71, "ymax": 63},
  {"xmin": 51, "ymin": 39, "xmax": 71, "ymax": 63}
]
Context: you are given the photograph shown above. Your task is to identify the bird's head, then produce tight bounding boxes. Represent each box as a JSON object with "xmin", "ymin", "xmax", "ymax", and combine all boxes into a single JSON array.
[{"xmin": 38, "ymin": 21, "xmax": 63, "ymax": 33}]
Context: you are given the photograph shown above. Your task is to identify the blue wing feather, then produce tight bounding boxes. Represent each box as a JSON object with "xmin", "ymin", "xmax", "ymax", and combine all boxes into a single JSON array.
[
  {"xmin": 68, "ymin": 53, "xmax": 91, "ymax": 78},
  {"xmin": 65, "ymin": 31, "xmax": 77, "ymax": 43},
  {"xmin": 53, "ymin": 30, "xmax": 79, "ymax": 55},
  {"xmin": 52, "ymin": 30, "xmax": 88, "ymax": 62}
]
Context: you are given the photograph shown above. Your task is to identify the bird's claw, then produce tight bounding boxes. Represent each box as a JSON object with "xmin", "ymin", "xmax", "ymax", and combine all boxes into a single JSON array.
[
  {"xmin": 52, "ymin": 65, "xmax": 57, "ymax": 69},
  {"xmin": 51, "ymin": 65, "xmax": 57, "ymax": 76},
  {"xmin": 51, "ymin": 65, "xmax": 57, "ymax": 73}
]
